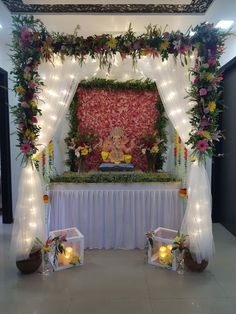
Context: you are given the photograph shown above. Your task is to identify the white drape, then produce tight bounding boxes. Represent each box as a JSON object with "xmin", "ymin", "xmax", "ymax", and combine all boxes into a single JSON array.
[
  {"xmin": 11, "ymin": 56, "xmax": 99, "ymax": 260},
  {"xmin": 11, "ymin": 163, "xmax": 45, "ymax": 261},
  {"xmin": 138, "ymin": 55, "xmax": 214, "ymax": 263},
  {"xmin": 49, "ymin": 182, "xmax": 184, "ymax": 249}
]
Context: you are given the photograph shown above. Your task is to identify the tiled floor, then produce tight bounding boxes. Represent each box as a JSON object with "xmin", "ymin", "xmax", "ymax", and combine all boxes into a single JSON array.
[{"xmin": 0, "ymin": 222, "xmax": 236, "ymax": 314}]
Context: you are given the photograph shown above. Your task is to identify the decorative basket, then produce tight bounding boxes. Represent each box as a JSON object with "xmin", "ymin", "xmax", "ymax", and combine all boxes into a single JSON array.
[
  {"xmin": 16, "ymin": 248, "xmax": 42, "ymax": 274},
  {"xmin": 184, "ymin": 252, "xmax": 208, "ymax": 272}
]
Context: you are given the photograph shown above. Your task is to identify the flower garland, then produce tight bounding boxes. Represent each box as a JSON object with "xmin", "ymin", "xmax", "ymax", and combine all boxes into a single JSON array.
[
  {"xmin": 186, "ymin": 24, "xmax": 228, "ymax": 163},
  {"xmin": 10, "ymin": 15, "xmax": 229, "ymax": 166}
]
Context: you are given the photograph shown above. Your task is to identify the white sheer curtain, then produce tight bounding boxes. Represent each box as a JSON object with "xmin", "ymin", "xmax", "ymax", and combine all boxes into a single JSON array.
[
  {"xmin": 138, "ymin": 55, "xmax": 214, "ymax": 263},
  {"xmin": 11, "ymin": 56, "xmax": 99, "ymax": 260}
]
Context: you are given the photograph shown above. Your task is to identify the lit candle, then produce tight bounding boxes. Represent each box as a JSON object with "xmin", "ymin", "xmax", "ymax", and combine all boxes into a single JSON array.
[
  {"xmin": 65, "ymin": 246, "xmax": 73, "ymax": 254},
  {"xmin": 159, "ymin": 246, "xmax": 167, "ymax": 253},
  {"xmin": 160, "ymin": 252, "xmax": 167, "ymax": 259},
  {"xmin": 167, "ymin": 244, "xmax": 173, "ymax": 251}
]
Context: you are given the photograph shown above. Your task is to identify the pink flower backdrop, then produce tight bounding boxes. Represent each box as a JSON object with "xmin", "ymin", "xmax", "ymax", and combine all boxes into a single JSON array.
[{"xmin": 77, "ymin": 87, "xmax": 160, "ymax": 171}]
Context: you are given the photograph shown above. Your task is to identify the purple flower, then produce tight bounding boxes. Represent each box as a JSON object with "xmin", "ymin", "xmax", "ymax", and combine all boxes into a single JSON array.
[
  {"xmin": 200, "ymin": 117, "xmax": 210, "ymax": 128},
  {"xmin": 212, "ymin": 131, "xmax": 222, "ymax": 141},
  {"xmin": 24, "ymin": 66, "xmax": 31, "ymax": 73},
  {"xmin": 21, "ymin": 101, "xmax": 29, "ymax": 108},
  {"xmin": 196, "ymin": 140, "xmax": 209, "ymax": 152},
  {"xmin": 18, "ymin": 123, "xmax": 25, "ymax": 130},
  {"xmin": 20, "ymin": 143, "xmax": 31, "ymax": 154},
  {"xmin": 163, "ymin": 32, "xmax": 170, "ymax": 39},
  {"xmin": 133, "ymin": 40, "xmax": 141, "ymax": 50},
  {"xmin": 203, "ymin": 107, "xmax": 210, "ymax": 114},
  {"xmin": 199, "ymin": 88, "xmax": 207, "ymax": 96}
]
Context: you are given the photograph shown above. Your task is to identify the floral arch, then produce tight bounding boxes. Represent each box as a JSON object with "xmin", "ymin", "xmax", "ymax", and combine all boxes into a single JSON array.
[{"xmin": 11, "ymin": 15, "xmax": 227, "ymax": 263}]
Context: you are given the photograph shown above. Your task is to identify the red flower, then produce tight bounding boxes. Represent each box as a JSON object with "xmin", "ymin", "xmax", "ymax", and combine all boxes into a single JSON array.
[{"xmin": 31, "ymin": 116, "xmax": 38, "ymax": 124}]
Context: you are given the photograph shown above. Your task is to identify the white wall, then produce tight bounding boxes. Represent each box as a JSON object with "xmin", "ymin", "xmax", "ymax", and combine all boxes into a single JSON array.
[{"xmin": 0, "ymin": 2, "xmax": 21, "ymax": 214}]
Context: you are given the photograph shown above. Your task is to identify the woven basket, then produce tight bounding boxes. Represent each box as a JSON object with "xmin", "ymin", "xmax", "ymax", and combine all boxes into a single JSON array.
[
  {"xmin": 16, "ymin": 248, "xmax": 42, "ymax": 274},
  {"xmin": 184, "ymin": 252, "xmax": 208, "ymax": 272}
]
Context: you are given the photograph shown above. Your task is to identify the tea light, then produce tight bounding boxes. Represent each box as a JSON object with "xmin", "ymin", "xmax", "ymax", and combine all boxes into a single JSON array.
[
  {"xmin": 160, "ymin": 252, "xmax": 167, "ymax": 259},
  {"xmin": 65, "ymin": 246, "xmax": 73, "ymax": 254},
  {"xmin": 159, "ymin": 246, "xmax": 167, "ymax": 253}
]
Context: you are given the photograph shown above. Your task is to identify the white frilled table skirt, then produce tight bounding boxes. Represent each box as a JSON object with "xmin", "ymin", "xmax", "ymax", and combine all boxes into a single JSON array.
[{"xmin": 49, "ymin": 182, "xmax": 184, "ymax": 249}]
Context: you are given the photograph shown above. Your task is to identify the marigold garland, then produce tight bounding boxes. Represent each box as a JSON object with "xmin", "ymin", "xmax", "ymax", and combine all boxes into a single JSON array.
[{"xmin": 10, "ymin": 15, "xmax": 230, "ymax": 166}]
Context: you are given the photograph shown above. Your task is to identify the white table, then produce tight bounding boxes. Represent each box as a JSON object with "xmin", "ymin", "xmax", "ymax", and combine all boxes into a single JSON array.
[{"xmin": 49, "ymin": 182, "xmax": 184, "ymax": 249}]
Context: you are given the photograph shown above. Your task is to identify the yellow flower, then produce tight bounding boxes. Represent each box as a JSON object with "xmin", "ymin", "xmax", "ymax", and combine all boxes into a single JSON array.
[
  {"xmin": 23, "ymin": 72, "xmax": 31, "ymax": 81},
  {"xmin": 160, "ymin": 40, "xmax": 169, "ymax": 51},
  {"xmin": 150, "ymin": 145, "xmax": 159, "ymax": 154},
  {"xmin": 30, "ymin": 100, "xmax": 37, "ymax": 108},
  {"xmin": 191, "ymin": 155, "xmax": 196, "ymax": 162},
  {"xmin": 101, "ymin": 151, "xmax": 109, "ymax": 161},
  {"xmin": 208, "ymin": 101, "xmax": 216, "ymax": 112},
  {"xmin": 107, "ymin": 37, "xmax": 117, "ymax": 49},
  {"xmin": 205, "ymin": 72, "xmax": 214, "ymax": 81},
  {"xmin": 81, "ymin": 148, "xmax": 89, "ymax": 156},
  {"xmin": 24, "ymin": 129, "xmax": 31, "ymax": 137},
  {"xmin": 43, "ymin": 246, "xmax": 51, "ymax": 253},
  {"xmin": 15, "ymin": 85, "xmax": 25, "ymax": 94},
  {"xmin": 124, "ymin": 154, "xmax": 132, "ymax": 164},
  {"xmin": 70, "ymin": 254, "xmax": 81, "ymax": 265},
  {"xmin": 33, "ymin": 154, "xmax": 39, "ymax": 161},
  {"xmin": 24, "ymin": 129, "xmax": 35, "ymax": 139},
  {"xmin": 140, "ymin": 49, "xmax": 149, "ymax": 56},
  {"xmin": 202, "ymin": 131, "xmax": 211, "ymax": 139}
]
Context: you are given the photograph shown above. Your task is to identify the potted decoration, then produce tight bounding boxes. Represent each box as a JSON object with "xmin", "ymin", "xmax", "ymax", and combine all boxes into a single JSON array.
[
  {"xmin": 65, "ymin": 131, "xmax": 97, "ymax": 172},
  {"xmin": 139, "ymin": 133, "xmax": 163, "ymax": 172},
  {"xmin": 16, "ymin": 245, "xmax": 42, "ymax": 275},
  {"xmin": 171, "ymin": 232, "xmax": 208, "ymax": 273}
]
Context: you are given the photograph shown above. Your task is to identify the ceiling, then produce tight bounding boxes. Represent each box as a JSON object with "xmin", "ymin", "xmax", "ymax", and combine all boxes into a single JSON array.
[{"xmin": 2, "ymin": 0, "xmax": 214, "ymax": 14}]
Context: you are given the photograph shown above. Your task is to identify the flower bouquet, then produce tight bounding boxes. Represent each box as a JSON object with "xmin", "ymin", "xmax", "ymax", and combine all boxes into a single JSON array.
[
  {"xmin": 139, "ymin": 133, "xmax": 162, "ymax": 172},
  {"xmin": 35, "ymin": 234, "xmax": 67, "ymax": 274},
  {"xmin": 65, "ymin": 131, "xmax": 97, "ymax": 172},
  {"xmin": 171, "ymin": 232, "xmax": 189, "ymax": 274}
]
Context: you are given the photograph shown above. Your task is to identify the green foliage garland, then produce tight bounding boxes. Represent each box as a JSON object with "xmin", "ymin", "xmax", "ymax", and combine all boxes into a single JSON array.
[
  {"xmin": 51, "ymin": 171, "xmax": 176, "ymax": 184},
  {"xmin": 10, "ymin": 15, "xmax": 229, "ymax": 166}
]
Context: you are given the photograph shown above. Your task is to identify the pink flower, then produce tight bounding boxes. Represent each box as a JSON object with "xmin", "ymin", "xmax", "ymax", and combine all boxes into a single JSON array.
[
  {"xmin": 18, "ymin": 123, "xmax": 25, "ymax": 130},
  {"xmin": 31, "ymin": 116, "xmax": 38, "ymax": 123},
  {"xmin": 20, "ymin": 143, "xmax": 31, "ymax": 154},
  {"xmin": 196, "ymin": 140, "xmax": 209, "ymax": 152},
  {"xmin": 21, "ymin": 27, "xmax": 31, "ymax": 42},
  {"xmin": 193, "ymin": 77, "xmax": 199, "ymax": 84},
  {"xmin": 208, "ymin": 58, "xmax": 216, "ymax": 66},
  {"xmin": 29, "ymin": 80, "xmax": 37, "ymax": 89},
  {"xmin": 200, "ymin": 117, "xmax": 210, "ymax": 127},
  {"xmin": 199, "ymin": 88, "xmax": 207, "ymax": 96}
]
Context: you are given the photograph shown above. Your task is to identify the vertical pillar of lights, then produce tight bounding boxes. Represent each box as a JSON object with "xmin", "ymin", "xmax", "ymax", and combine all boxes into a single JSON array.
[
  {"xmin": 11, "ymin": 163, "xmax": 45, "ymax": 261},
  {"xmin": 138, "ymin": 54, "xmax": 214, "ymax": 263}
]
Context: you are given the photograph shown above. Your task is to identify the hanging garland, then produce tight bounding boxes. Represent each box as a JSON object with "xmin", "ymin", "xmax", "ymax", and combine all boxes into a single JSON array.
[{"xmin": 10, "ymin": 15, "xmax": 229, "ymax": 166}]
